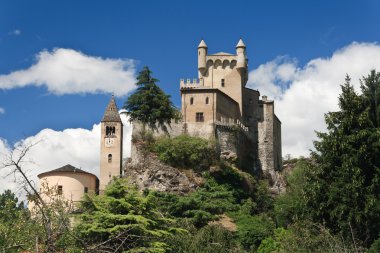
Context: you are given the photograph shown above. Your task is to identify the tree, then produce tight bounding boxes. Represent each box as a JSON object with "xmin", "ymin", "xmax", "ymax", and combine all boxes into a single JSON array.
[
  {"xmin": 305, "ymin": 73, "xmax": 380, "ymax": 247},
  {"xmin": 0, "ymin": 190, "xmax": 39, "ymax": 253},
  {"xmin": 0, "ymin": 141, "xmax": 77, "ymax": 252},
  {"xmin": 75, "ymin": 178, "xmax": 183, "ymax": 252},
  {"xmin": 124, "ymin": 66, "xmax": 181, "ymax": 132}
]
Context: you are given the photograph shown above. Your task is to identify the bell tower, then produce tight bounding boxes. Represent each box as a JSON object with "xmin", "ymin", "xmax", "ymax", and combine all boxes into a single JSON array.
[{"xmin": 99, "ymin": 95, "xmax": 123, "ymax": 192}]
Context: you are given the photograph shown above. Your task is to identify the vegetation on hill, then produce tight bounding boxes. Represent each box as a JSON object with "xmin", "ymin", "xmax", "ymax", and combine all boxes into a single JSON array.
[{"xmin": 1, "ymin": 70, "xmax": 380, "ymax": 252}]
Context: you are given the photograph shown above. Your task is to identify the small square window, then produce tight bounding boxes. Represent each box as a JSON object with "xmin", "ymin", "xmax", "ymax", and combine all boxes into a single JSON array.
[
  {"xmin": 84, "ymin": 187, "xmax": 88, "ymax": 193},
  {"xmin": 196, "ymin": 112, "xmax": 204, "ymax": 122}
]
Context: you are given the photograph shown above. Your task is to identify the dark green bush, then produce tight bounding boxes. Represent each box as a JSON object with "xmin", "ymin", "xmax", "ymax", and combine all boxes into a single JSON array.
[
  {"xmin": 168, "ymin": 224, "xmax": 241, "ymax": 253},
  {"xmin": 229, "ymin": 213, "xmax": 275, "ymax": 251},
  {"xmin": 152, "ymin": 135, "xmax": 217, "ymax": 170}
]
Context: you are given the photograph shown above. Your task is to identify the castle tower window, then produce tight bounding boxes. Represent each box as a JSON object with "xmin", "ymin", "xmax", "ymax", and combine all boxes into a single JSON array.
[
  {"xmin": 190, "ymin": 97, "xmax": 194, "ymax": 105},
  {"xmin": 57, "ymin": 185, "xmax": 63, "ymax": 195},
  {"xmin": 108, "ymin": 154, "xmax": 112, "ymax": 163},
  {"xmin": 196, "ymin": 112, "xmax": 204, "ymax": 122},
  {"xmin": 205, "ymin": 97, "xmax": 209, "ymax": 104},
  {"xmin": 221, "ymin": 79, "xmax": 225, "ymax": 87},
  {"xmin": 84, "ymin": 187, "xmax": 88, "ymax": 193}
]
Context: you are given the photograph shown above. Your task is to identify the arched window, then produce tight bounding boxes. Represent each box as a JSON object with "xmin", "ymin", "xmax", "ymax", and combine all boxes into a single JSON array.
[
  {"xmin": 190, "ymin": 97, "xmax": 194, "ymax": 105},
  {"xmin": 205, "ymin": 97, "xmax": 209, "ymax": 104},
  {"xmin": 106, "ymin": 126, "xmax": 110, "ymax": 136},
  {"xmin": 108, "ymin": 154, "xmax": 112, "ymax": 163}
]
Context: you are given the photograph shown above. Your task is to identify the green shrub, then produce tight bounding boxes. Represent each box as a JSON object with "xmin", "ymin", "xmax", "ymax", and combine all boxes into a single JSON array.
[
  {"xmin": 229, "ymin": 213, "xmax": 275, "ymax": 251},
  {"xmin": 368, "ymin": 237, "xmax": 380, "ymax": 253},
  {"xmin": 152, "ymin": 135, "xmax": 217, "ymax": 170},
  {"xmin": 168, "ymin": 224, "xmax": 241, "ymax": 253},
  {"xmin": 258, "ymin": 221, "xmax": 359, "ymax": 253}
]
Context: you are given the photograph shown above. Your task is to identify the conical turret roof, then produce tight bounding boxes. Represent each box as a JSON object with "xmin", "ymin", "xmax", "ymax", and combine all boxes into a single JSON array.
[
  {"xmin": 198, "ymin": 39, "xmax": 208, "ymax": 48},
  {"xmin": 102, "ymin": 95, "xmax": 122, "ymax": 122},
  {"xmin": 236, "ymin": 38, "xmax": 246, "ymax": 48}
]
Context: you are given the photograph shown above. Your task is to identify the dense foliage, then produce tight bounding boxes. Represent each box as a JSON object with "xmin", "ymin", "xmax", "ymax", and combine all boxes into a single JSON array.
[
  {"xmin": 76, "ymin": 178, "xmax": 183, "ymax": 252},
  {"xmin": 124, "ymin": 66, "xmax": 181, "ymax": 132},
  {"xmin": 306, "ymin": 73, "xmax": 380, "ymax": 247},
  {"xmin": 152, "ymin": 135, "xmax": 218, "ymax": 170}
]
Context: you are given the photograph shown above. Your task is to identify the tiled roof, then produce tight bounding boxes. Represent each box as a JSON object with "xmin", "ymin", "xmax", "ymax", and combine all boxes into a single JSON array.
[
  {"xmin": 38, "ymin": 164, "xmax": 96, "ymax": 178},
  {"xmin": 102, "ymin": 95, "xmax": 122, "ymax": 122}
]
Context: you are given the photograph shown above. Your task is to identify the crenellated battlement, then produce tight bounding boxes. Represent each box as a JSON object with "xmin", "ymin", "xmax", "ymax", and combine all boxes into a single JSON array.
[{"xmin": 180, "ymin": 78, "xmax": 205, "ymax": 88}]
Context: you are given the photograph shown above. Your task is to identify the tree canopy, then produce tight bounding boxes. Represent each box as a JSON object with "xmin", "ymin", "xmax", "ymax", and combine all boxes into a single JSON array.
[
  {"xmin": 304, "ymin": 72, "xmax": 380, "ymax": 247},
  {"xmin": 124, "ymin": 66, "xmax": 181, "ymax": 131}
]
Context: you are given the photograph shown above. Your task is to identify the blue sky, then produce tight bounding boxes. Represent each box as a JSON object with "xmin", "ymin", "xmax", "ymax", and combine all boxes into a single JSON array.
[{"xmin": 2, "ymin": 1, "xmax": 380, "ymax": 192}]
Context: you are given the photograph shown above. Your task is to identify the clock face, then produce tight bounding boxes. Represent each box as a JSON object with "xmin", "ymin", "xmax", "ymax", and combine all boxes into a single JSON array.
[{"xmin": 105, "ymin": 138, "xmax": 115, "ymax": 147}]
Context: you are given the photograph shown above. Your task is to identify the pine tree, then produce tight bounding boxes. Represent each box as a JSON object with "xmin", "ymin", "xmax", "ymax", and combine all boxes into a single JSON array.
[
  {"xmin": 76, "ymin": 178, "xmax": 183, "ymax": 252},
  {"xmin": 305, "ymin": 73, "xmax": 380, "ymax": 247},
  {"xmin": 124, "ymin": 66, "xmax": 181, "ymax": 132}
]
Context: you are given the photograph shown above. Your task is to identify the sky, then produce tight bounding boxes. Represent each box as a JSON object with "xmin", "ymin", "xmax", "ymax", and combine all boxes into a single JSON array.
[{"xmin": 1, "ymin": 0, "xmax": 380, "ymax": 194}]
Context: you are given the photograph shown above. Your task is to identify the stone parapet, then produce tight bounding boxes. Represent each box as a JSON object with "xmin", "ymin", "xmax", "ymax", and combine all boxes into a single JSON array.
[{"xmin": 180, "ymin": 78, "xmax": 205, "ymax": 88}]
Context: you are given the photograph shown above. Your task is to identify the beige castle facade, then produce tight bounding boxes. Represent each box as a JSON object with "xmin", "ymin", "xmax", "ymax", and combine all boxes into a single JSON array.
[{"xmin": 181, "ymin": 39, "xmax": 282, "ymax": 173}]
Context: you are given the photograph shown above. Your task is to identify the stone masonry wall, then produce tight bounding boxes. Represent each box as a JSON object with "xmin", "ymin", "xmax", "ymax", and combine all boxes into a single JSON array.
[
  {"xmin": 257, "ymin": 100, "xmax": 275, "ymax": 177},
  {"xmin": 215, "ymin": 125, "xmax": 253, "ymax": 172}
]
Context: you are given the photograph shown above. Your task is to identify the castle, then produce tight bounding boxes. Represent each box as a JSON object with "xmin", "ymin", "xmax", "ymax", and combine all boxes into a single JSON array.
[
  {"xmin": 34, "ymin": 39, "xmax": 282, "ymax": 203},
  {"xmin": 179, "ymin": 39, "xmax": 282, "ymax": 175}
]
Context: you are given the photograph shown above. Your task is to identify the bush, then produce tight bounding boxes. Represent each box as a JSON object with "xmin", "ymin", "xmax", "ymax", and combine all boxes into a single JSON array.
[
  {"xmin": 368, "ymin": 237, "xmax": 380, "ymax": 253},
  {"xmin": 168, "ymin": 224, "xmax": 241, "ymax": 253},
  {"xmin": 258, "ymin": 221, "xmax": 359, "ymax": 253},
  {"xmin": 229, "ymin": 213, "xmax": 275, "ymax": 251},
  {"xmin": 152, "ymin": 135, "xmax": 217, "ymax": 170}
]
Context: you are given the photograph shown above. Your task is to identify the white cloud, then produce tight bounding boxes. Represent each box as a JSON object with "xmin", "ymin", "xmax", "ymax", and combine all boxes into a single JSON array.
[
  {"xmin": 0, "ymin": 112, "xmax": 133, "ymax": 197},
  {"xmin": 248, "ymin": 42, "xmax": 380, "ymax": 157},
  {"xmin": 248, "ymin": 56, "xmax": 298, "ymax": 100},
  {"xmin": 0, "ymin": 107, "xmax": 4, "ymax": 114},
  {"xmin": 0, "ymin": 48, "xmax": 137, "ymax": 96}
]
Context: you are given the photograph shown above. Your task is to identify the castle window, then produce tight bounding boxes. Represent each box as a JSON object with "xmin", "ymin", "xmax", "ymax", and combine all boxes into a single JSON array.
[
  {"xmin": 190, "ymin": 97, "xmax": 194, "ymax": 105},
  {"xmin": 205, "ymin": 97, "xmax": 209, "ymax": 104},
  {"xmin": 108, "ymin": 154, "xmax": 112, "ymax": 163},
  {"xmin": 84, "ymin": 187, "xmax": 88, "ymax": 193},
  {"xmin": 221, "ymin": 79, "xmax": 225, "ymax": 87},
  {"xmin": 196, "ymin": 112, "xmax": 204, "ymax": 122},
  {"xmin": 57, "ymin": 185, "xmax": 63, "ymax": 195}
]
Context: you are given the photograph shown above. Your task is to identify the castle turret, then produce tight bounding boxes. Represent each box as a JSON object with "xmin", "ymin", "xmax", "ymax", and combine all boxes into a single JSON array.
[
  {"xmin": 236, "ymin": 38, "xmax": 247, "ymax": 70},
  {"xmin": 198, "ymin": 39, "xmax": 207, "ymax": 75}
]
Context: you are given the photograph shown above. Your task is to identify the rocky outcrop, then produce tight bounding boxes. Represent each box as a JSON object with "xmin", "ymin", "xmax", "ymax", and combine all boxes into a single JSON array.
[
  {"xmin": 265, "ymin": 160, "xmax": 298, "ymax": 196},
  {"xmin": 123, "ymin": 143, "xmax": 203, "ymax": 194}
]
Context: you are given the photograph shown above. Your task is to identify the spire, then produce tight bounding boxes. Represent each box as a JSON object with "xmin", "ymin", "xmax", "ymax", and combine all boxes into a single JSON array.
[
  {"xmin": 198, "ymin": 39, "xmax": 208, "ymax": 48},
  {"xmin": 101, "ymin": 95, "xmax": 122, "ymax": 122},
  {"xmin": 236, "ymin": 38, "xmax": 246, "ymax": 48}
]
